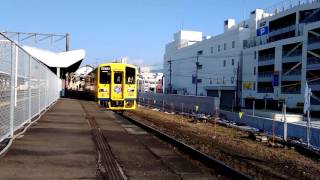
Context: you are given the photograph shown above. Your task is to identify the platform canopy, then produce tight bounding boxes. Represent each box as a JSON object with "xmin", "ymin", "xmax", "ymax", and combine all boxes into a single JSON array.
[{"xmin": 22, "ymin": 45, "xmax": 85, "ymax": 68}]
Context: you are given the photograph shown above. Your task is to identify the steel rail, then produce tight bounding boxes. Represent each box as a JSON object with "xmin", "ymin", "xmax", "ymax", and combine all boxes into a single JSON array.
[{"xmin": 118, "ymin": 113, "xmax": 253, "ymax": 180}]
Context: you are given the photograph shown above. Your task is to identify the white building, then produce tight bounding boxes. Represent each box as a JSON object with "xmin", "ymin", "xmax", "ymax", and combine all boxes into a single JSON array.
[
  {"xmin": 164, "ymin": 0, "xmax": 320, "ymax": 112},
  {"xmin": 242, "ymin": 0, "xmax": 320, "ymax": 112},
  {"xmin": 138, "ymin": 67, "xmax": 163, "ymax": 93},
  {"xmin": 66, "ymin": 65, "xmax": 94, "ymax": 91},
  {"xmin": 163, "ymin": 10, "xmax": 272, "ymax": 108}
]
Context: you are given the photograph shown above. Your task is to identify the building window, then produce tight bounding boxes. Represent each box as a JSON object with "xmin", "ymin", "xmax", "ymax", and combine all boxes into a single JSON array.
[
  {"xmin": 210, "ymin": 47, "xmax": 213, "ymax": 54},
  {"xmin": 197, "ymin": 79, "xmax": 202, "ymax": 83},
  {"xmin": 254, "ymin": 51, "xmax": 257, "ymax": 59},
  {"xmin": 232, "ymin": 59, "xmax": 234, "ymax": 66},
  {"xmin": 232, "ymin": 41, "xmax": 235, "ymax": 48},
  {"xmin": 224, "ymin": 43, "xmax": 226, "ymax": 50},
  {"xmin": 253, "ymin": 82, "xmax": 256, "ymax": 91},
  {"xmin": 223, "ymin": 60, "xmax": 226, "ymax": 67},
  {"xmin": 254, "ymin": 66, "xmax": 256, "ymax": 75},
  {"xmin": 218, "ymin": 45, "xmax": 221, "ymax": 52}
]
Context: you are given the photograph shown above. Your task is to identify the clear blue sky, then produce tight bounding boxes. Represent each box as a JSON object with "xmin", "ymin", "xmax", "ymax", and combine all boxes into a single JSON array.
[{"xmin": 3, "ymin": 0, "xmax": 281, "ymax": 68}]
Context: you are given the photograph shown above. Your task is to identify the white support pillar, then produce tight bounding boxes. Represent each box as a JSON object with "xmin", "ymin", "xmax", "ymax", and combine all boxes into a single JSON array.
[
  {"xmin": 28, "ymin": 56, "xmax": 32, "ymax": 122},
  {"xmin": 57, "ymin": 67, "xmax": 61, "ymax": 79},
  {"xmin": 9, "ymin": 43, "xmax": 17, "ymax": 137},
  {"xmin": 283, "ymin": 103, "xmax": 287, "ymax": 141}
]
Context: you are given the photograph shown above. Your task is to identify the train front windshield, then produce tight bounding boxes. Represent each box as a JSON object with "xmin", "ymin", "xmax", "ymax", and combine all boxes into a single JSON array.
[{"xmin": 100, "ymin": 66, "xmax": 111, "ymax": 84}]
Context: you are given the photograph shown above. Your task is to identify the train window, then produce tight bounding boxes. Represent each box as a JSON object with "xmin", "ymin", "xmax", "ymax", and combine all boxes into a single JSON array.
[
  {"xmin": 100, "ymin": 66, "xmax": 111, "ymax": 84},
  {"xmin": 114, "ymin": 72, "xmax": 122, "ymax": 84},
  {"xmin": 126, "ymin": 67, "xmax": 135, "ymax": 84}
]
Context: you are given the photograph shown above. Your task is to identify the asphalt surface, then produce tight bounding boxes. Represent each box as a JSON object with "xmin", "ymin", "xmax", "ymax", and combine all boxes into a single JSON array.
[
  {"xmin": 0, "ymin": 98, "xmax": 96, "ymax": 179},
  {"xmin": 0, "ymin": 98, "xmax": 216, "ymax": 179}
]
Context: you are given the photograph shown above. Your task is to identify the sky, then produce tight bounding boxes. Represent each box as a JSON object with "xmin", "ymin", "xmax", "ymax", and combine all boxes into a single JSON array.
[{"xmin": 2, "ymin": 0, "xmax": 282, "ymax": 68}]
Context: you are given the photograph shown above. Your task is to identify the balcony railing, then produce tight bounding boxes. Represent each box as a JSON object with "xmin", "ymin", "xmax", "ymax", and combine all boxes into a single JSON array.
[
  {"xmin": 281, "ymin": 87, "xmax": 301, "ymax": 94},
  {"xmin": 258, "ymin": 71, "xmax": 273, "ymax": 78},
  {"xmin": 308, "ymin": 36, "xmax": 320, "ymax": 44},
  {"xmin": 269, "ymin": 25, "xmax": 296, "ymax": 37},
  {"xmin": 259, "ymin": 54, "xmax": 275, "ymax": 61},
  {"xmin": 263, "ymin": 0, "xmax": 319, "ymax": 18},
  {"xmin": 258, "ymin": 87, "xmax": 274, "ymax": 93},
  {"xmin": 243, "ymin": 24, "xmax": 304, "ymax": 49},
  {"xmin": 311, "ymin": 98, "xmax": 320, "ymax": 105},
  {"xmin": 309, "ymin": 79, "xmax": 320, "ymax": 85},
  {"xmin": 282, "ymin": 69, "xmax": 301, "ymax": 76},
  {"xmin": 282, "ymin": 49, "xmax": 302, "ymax": 58},
  {"xmin": 307, "ymin": 57, "xmax": 320, "ymax": 65}
]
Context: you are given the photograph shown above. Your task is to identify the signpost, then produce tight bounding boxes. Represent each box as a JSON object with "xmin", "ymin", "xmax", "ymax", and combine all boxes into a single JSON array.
[
  {"xmin": 256, "ymin": 26, "xmax": 269, "ymax": 36},
  {"xmin": 272, "ymin": 72, "xmax": 279, "ymax": 87},
  {"xmin": 304, "ymin": 83, "xmax": 312, "ymax": 147}
]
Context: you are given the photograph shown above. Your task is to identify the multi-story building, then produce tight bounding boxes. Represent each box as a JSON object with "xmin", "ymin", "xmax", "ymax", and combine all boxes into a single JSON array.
[
  {"xmin": 164, "ymin": 0, "xmax": 320, "ymax": 111},
  {"xmin": 138, "ymin": 67, "xmax": 164, "ymax": 93},
  {"xmin": 242, "ymin": 0, "xmax": 320, "ymax": 112},
  {"xmin": 163, "ymin": 9, "xmax": 272, "ymax": 108}
]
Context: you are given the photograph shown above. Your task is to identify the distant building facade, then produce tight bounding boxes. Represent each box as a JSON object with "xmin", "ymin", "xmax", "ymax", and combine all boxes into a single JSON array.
[
  {"xmin": 138, "ymin": 67, "xmax": 163, "ymax": 93},
  {"xmin": 66, "ymin": 65, "xmax": 94, "ymax": 91},
  {"xmin": 164, "ymin": 0, "xmax": 320, "ymax": 111},
  {"xmin": 242, "ymin": 1, "xmax": 320, "ymax": 111}
]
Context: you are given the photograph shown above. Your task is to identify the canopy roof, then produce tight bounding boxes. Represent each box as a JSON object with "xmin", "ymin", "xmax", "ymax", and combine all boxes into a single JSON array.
[{"xmin": 22, "ymin": 45, "xmax": 85, "ymax": 68}]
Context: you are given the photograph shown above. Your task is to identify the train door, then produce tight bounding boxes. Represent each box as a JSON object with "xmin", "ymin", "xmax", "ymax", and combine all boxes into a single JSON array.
[
  {"xmin": 98, "ymin": 66, "xmax": 110, "ymax": 101},
  {"xmin": 124, "ymin": 67, "xmax": 136, "ymax": 99},
  {"xmin": 111, "ymin": 71, "xmax": 124, "ymax": 99}
]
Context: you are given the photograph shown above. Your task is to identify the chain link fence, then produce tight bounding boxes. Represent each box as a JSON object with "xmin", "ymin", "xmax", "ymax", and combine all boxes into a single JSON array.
[{"xmin": 0, "ymin": 33, "xmax": 61, "ymax": 143}]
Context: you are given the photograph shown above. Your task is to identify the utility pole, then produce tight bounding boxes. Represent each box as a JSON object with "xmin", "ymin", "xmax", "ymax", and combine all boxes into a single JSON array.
[
  {"xmin": 196, "ymin": 55, "xmax": 199, "ymax": 96},
  {"xmin": 66, "ymin": 33, "xmax": 70, "ymax": 51},
  {"xmin": 236, "ymin": 61, "xmax": 240, "ymax": 107},
  {"xmin": 195, "ymin": 51, "xmax": 202, "ymax": 96},
  {"xmin": 168, "ymin": 58, "xmax": 172, "ymax": 94}
]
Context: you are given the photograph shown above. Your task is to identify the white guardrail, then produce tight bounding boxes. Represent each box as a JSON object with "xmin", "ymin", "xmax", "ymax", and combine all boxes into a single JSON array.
[{"xmin": 0, "ymin": 33, "xmax": 61, "ymax": 144}]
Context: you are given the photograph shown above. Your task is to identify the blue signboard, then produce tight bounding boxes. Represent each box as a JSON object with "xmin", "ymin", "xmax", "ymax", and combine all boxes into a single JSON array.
[
  {"xmin": 192, "ymin": 74, "xmax": 196, "ymax": 84},
  {"xmin": 257, "ymin": 26, "xmax": 269, "ymax": 36},
  {"xmin": 272, "ymin": 74, "xmax": 279, "ymax": 87}
]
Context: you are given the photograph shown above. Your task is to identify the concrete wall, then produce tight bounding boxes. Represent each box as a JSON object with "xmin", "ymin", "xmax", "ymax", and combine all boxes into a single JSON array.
[
  {"xmin": 220, "ymin": 110, "xmax": 320, "ymax": 147},
  {"xmin": 138, "ymin": 92, "xmax": 219, "ymax": 115}
]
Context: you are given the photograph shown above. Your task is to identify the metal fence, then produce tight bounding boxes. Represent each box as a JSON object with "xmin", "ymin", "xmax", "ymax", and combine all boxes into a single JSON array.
[
  {"xmin": 139, "ymin": 92, "xmax": 320, "ymax": 148},
  {"xmin": 138, "ymin": 92, "xmax": 219, "ymax": 115},
  {"xmin": 0, "ymin": 33, "xmax": 61, "ymax": 143}
]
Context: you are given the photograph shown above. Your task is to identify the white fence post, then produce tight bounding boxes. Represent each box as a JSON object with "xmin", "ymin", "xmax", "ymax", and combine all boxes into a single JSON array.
[
  {"xmin": 38, "ymin": 65, "xmax": 41, "ymax": 114},
  {"xmin": 28, "ymin": 56, "xmax": 32, "ymax": 122},
  {"xmin": 9, "ymin": 43, "xmax": 17, "ymax": 137},
  {"xmin": 283, "ymin": 103, "xmax": 287, "ymax": 141}
]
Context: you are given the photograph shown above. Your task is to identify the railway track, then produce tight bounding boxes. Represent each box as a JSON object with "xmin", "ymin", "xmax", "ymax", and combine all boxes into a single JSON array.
[
  {"xmin": 118, "ymin": 113, "xmax": 253, "ymax": 180},
  {"xmin": 80, "ymin": 102, "xmax": 126, "ymax": 180}
]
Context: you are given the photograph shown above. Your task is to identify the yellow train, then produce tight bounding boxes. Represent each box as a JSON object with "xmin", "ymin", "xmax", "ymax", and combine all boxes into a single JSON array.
[{"xmin": 84, "ymin": 62, "xmax": 138, "ymax": 110}]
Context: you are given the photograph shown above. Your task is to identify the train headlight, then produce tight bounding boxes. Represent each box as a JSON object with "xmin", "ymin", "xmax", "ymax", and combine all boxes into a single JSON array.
[{"xmin": 99, "ymin": 89, "xmax": 108, "ymax": 92}]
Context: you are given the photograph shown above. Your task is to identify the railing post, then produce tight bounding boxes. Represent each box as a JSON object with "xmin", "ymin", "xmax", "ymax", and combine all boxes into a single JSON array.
[
  {"xmin": 181, "ymin": 103, "xmax": 184, "ymax": 114},
  {"xmin": 28, "ymin": 56, "xmax": 32, "ymax": 122},
  {"xmin": 38, "ymin": 65, "xmax": 41, "ymax": 114},
  {"xmin": 9, "ymin": 43, "xmax": 17, "ymax": 137}
]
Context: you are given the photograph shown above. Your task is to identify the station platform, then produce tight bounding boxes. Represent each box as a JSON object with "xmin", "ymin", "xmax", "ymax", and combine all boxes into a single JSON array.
[{"xmin": 0, "ymin": 98, "xmax": 214, "ymax": 179}]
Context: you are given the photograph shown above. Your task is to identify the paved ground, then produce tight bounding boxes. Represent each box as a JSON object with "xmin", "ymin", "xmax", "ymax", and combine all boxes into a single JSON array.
[
  {"xmin": 0, "ymin": 98, "xmax": 216, "ymax": 179},
  {"xmin": 81, "ymin": 100, "xmax": 216, "ymax": 180},
  {"xmin": 0, "ymin": 99, "xmax": 96, "ymax": 179}
]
